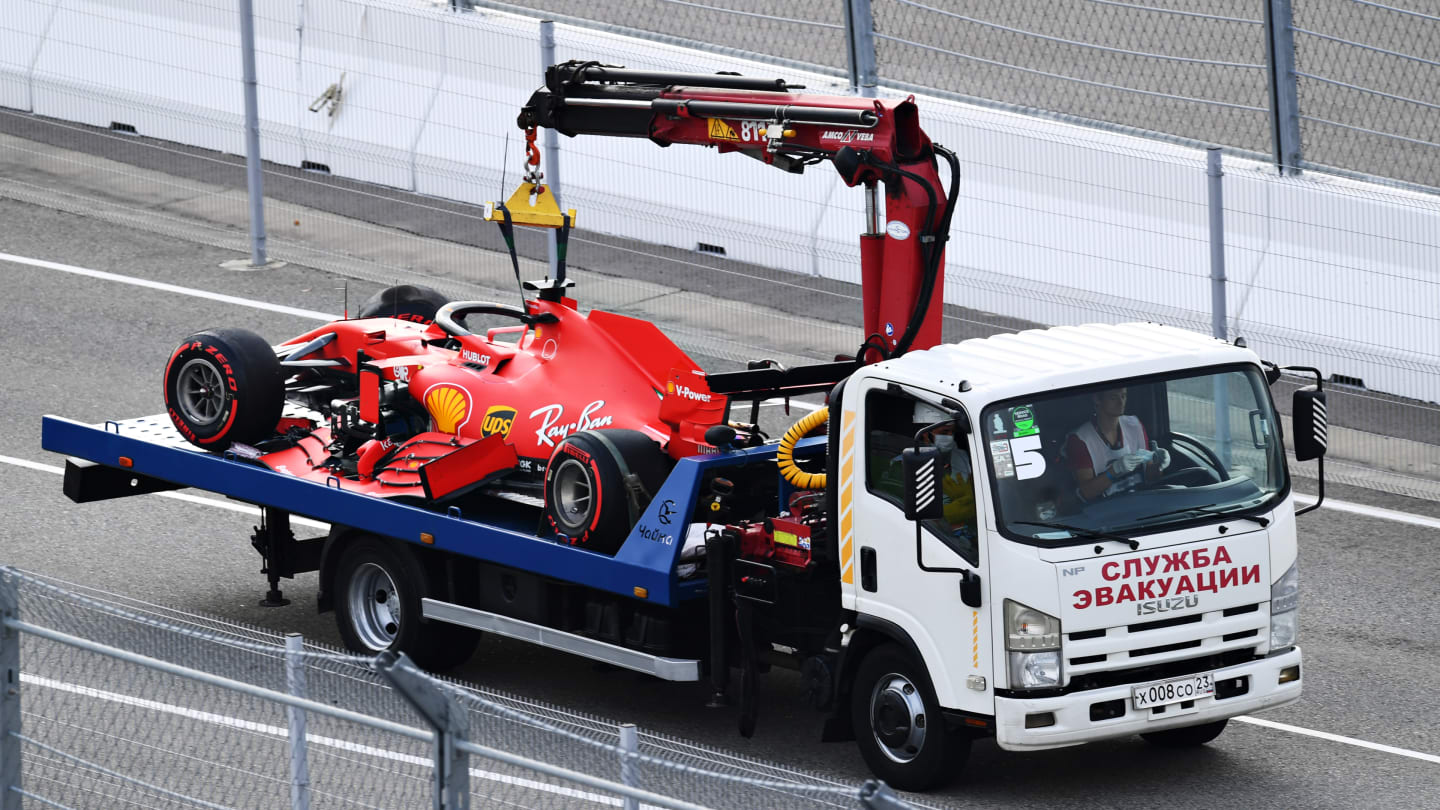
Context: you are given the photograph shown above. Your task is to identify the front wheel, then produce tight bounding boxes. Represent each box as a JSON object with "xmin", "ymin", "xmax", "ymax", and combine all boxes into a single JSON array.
[
  {"xmin": 163, "ymin": 328, "xmax": 285, "ymax": 449},
  {"xmin": 851, "ymin": 644, "xmax": 968, "ymax": 792},
  {"xmin": 1141, "ymin": 718, "xmax": 1228, "ymax": 748},
  {"xmin": 332, "ymin": 535, "xmax": 477, "ymax": 671}
]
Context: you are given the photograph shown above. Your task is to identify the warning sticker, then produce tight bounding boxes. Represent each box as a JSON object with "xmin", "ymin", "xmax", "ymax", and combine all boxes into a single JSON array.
[
  {"xmin": 990, "ymin": 439, "xmax": 1016, "ymax": 479},
  {"xmin": 708, "ymin": 119, "xmax": 740, "ymax": 141}
]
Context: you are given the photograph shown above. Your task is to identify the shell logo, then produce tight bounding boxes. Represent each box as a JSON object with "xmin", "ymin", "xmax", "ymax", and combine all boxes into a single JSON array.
[{"xmin": 424, "ymin": 384, "xmax": 472, "ymax": 434}]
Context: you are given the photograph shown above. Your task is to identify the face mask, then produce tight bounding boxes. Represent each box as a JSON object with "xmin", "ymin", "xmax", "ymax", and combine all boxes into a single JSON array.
[{"xmin": 933, "ymin": 434, "xmax": 956, "ymax": 453}]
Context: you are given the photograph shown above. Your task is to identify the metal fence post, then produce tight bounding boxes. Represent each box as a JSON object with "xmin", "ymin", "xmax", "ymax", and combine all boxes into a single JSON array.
[
  {"xmin": 237, "ymin": 0, "xmax": 268, "ymax": 266},
  {"xmin": 1207, "ymin": 147, "xmax": 1227, "ymax": 342},
  {"xmin": 540, "ymin": 20, "xmax": 562, "ymax": 277},
  {"xmin": 0, "ymin": 575, "xmax": 20, "ymax": 810},
  {"xmin": 843, "ymin": 0, "xmax": 878, "ymax": 98},
  {"xmin": 285, "ymin": 634, "xmax": 311, "ymax": 810},
  {"xmin": 1207, "ymin": 147, "xmax": 1233, "ymax": 467},
  {"xmin": 376, "ymin": 653, "xmax": 469, "ymax": 810},
  {"xmin": 1264, "ymin": 0, "xmax": 1302, "ymax": 175},
  {"xmin": 0, "ymin": 573, "xmax": 18, "ymax": 807},
  {"xmin": 619, "ymin": 723, "xmax": 639, "ymax": 810}
]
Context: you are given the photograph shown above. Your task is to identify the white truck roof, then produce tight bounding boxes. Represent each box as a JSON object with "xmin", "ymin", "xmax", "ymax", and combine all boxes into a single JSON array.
[{"xmin": 869, "ymin": 322, "xmax": 1257, "ymax": 403}]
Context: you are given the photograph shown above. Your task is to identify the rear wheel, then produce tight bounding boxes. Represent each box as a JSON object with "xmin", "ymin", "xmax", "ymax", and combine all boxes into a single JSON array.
[
  {"xmin": 163, "ymin": 328, "xmax": 285, "ymax": 449},
  {"xmin": 543, "ymin": 430, "xmax": 669, "ymax": 554},
  {"xmin": 851, "ymin": 644, "xmax": 968, "ymax": 791},
  {"xmin": 358, "ymin": 284, "xmax": 450, "ymax": 325},
  {"xmin": 333, "ymin": 535, "xmax": 477, "ymax": 670},
  {"xmin": 1141, "ymin": 718, "xmax": 1228, "ymax": 748}
]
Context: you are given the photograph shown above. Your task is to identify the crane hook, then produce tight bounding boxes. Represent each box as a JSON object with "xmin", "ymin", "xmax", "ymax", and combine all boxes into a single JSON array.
[{"xmin": 523, "ymin": 126, "xmax": 544, "ymax": 185}]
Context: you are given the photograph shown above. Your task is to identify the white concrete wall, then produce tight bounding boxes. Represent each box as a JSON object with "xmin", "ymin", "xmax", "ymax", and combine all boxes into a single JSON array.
[{"xmin": 2, "ymin": 0, "xmax": 1436, "ymax": 402}]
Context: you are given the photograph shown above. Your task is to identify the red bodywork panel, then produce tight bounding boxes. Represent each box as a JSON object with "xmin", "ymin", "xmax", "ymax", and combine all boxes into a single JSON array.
[{"xmin": 261, "ymin": 297, "xmax": 721, "ymax": 498}]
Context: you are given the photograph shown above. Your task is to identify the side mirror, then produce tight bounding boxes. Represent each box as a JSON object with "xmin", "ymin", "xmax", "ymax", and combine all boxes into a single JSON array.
[
  {"xmin": 902, "ymin": 447, "xmax": 946, "ymax": 521},
  {"xmin": 1291, "ymin": 386, "xmax": 1328, "ymax": 461}
]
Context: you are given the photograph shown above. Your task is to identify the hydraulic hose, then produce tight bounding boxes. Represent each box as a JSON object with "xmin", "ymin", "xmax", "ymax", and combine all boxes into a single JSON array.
[
  {"xmin": 776, "ymin": 406, "xmax": 829, "ymax": 490},
  {"xmin": 890, "ymin": 144, "xmax": 962, "ymax": 359}
]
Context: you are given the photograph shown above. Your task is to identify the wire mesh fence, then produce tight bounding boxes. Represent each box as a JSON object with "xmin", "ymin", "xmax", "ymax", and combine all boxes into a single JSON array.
[
  {"xmin": 479, "ymin": 0, "xmax": 851, "ymax": 76},
  {"xmin": 1, "ymin": 568, "xmax": 918, "ymax": 810},
  {"xmin": 871, "ymin": 0, "xmax": 1273, "ymax": 156},
  {"xmin": 1291, "ymin": 0, "xmax": 1440, "ymax": 190}
]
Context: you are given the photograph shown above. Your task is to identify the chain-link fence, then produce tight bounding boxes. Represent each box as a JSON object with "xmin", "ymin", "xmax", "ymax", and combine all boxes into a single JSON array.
[
  {"xmin": 460, "ymin": 0, "xmax": 1440, "ymax": 192},
  {"xmin": 1291, "ymin": 0, "xmax": 1440, "ymax": 190},
  {"xmin": 0, "ymin": 567, "xmax": 920, "ymax": 810},
  {"xmin": 872, "ymin": 0, "xmax": 1273, "ymax": 157}
]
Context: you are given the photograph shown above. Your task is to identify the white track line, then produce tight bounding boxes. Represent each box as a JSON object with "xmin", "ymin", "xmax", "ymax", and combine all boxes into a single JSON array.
[
  {"xmin": 1234, "ymin": 716, "xmax": 1440, "ymax": 765},
  {"xmin": 1, "ymin": 454, "xmax": 328, "ymax": 531},
  {"xmin": 22, "ymin": 674, "xmax": 628, "ymax": 806},
  {"xmin": 1294, "ymin": 493, "xmax": 1440, "ymax": 531},
  {"xmin": 0, "ymin": 252, "xmax": 336, "ymax": 321}
]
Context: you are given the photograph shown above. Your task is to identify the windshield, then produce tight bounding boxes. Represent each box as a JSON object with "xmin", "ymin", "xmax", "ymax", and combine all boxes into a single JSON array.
[{"xmin": 982, "ymin": 365, "xmax": 1287, "ymax": 546}]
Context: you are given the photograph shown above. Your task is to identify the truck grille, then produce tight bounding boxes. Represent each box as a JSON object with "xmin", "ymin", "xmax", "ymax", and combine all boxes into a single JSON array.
[{"xmin": 1062, "ymin": 602, "xmax": 1266, "ymax": 692}]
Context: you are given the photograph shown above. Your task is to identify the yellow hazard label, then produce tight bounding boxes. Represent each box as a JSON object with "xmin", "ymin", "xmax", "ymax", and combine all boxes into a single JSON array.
[{"xmin": 708, "ymin": 119, "xmax": 739, "ymax": 141}]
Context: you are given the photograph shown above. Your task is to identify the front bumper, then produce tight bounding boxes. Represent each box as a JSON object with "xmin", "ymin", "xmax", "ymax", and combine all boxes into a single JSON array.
[{"xmin": 994, "ymin": 647, "xmax": 1302, "ymax": 751}]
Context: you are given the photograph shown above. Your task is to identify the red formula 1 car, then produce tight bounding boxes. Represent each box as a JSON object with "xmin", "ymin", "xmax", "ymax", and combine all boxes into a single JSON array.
[{"xmin": 162, "ymin": 282, "xmax": 728, "ymax": 552}]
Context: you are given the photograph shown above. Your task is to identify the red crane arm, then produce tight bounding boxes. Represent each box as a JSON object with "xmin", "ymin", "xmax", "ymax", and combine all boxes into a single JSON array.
[{"xmin": 519, "ymin": 63, "xmax": 957, "ymax": 362}]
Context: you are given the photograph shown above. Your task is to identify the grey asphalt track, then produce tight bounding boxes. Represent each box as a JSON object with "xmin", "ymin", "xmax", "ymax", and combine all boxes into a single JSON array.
[{"xmin": 2, "ymin": 190, "xmax": 1439, "ymax": 806}]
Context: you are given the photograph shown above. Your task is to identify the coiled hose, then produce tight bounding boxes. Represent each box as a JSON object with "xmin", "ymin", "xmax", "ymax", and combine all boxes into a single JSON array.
[{"xmin": 776, "ymin": 406, "xmax": 829, "ymax": 490}]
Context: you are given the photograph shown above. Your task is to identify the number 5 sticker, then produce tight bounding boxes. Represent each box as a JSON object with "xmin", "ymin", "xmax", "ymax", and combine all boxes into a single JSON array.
[{"xmin": 1010, "ymin": 435, "xmax": 1047, "ymax": 480}]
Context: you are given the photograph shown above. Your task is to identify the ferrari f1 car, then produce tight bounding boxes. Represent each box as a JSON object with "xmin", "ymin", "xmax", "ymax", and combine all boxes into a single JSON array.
[{"xmin": 162, "ymin": 282, "xmax": 729, "ymax": 552}]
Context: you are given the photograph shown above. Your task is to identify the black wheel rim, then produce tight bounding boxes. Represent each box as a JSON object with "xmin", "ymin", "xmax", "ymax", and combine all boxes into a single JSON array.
[{"xmin": 176, "ymin": 358, "xmax": 226, "ymax": 426}]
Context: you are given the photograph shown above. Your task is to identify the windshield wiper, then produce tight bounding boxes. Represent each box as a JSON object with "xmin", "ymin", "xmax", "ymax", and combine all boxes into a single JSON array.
[
  {"xmin": 1011, "ymin": 521, "xmax": 1139, "ymax": 549},
  {"xmin": 1138, "ymin": 503, "xmax": 1270, "ymax": 527}
]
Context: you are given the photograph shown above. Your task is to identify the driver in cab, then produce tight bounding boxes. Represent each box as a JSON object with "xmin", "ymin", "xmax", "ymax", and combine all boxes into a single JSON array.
[
  {"xmin": 915, "ymin": 403, "xmax": 977, "ymax": 541},
  {"xmin": 1066, "ymin": 387, "xmax": 1171, "ymax": 502}
]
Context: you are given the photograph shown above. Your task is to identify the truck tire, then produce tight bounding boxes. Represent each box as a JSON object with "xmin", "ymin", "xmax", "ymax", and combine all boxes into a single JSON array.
[
  {"xmin": 1141, "ymin": 718, "xmax": 1228, "ymax": 748},
  {"xmin": 164, "ymin": 328, "xmax": 285, "ymax": 449},
  {"xmin": 358, "ymin": 284, "xmax": 450, "ymax": 325},
  {"xmin": 851, "ymin": 644, "xmax": 967, "ymax": 791},
  {"xmin": 333, "ymin": 535, "xmax": 478, "ymax": 671},
  {"xmin": 543, "ymin": 429, "xmax": 669, "ymax": 555}
]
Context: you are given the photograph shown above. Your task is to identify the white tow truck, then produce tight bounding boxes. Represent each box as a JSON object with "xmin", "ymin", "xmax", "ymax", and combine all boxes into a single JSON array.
[{"xmin": 45, "ymin": 64, "xmax": 1330, "ymax": 790}]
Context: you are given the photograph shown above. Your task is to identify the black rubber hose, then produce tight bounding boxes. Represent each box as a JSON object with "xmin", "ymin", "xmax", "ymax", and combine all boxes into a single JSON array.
[{"xmin": 890, "ymin": 145, "xmax": 962, "ymax": 359}]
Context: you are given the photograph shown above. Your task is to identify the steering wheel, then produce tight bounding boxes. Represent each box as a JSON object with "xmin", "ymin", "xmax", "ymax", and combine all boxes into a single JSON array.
[
  {"xmin": 1168, "ymin": 431, "xmax": 1229, "ymax": 481},
  {"xmin": 433, "ymin": 301, "xmax": 558, "ymax": 338},
  {"xmin": 1145, "ymin": 466, "xmax": 1221, "ymax": 489}
]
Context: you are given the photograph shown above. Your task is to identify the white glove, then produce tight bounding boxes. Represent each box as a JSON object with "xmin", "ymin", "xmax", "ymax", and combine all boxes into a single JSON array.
[
  {"xmin": 1107, "ymin": 453, "xmax": 1144, "ymax": 477},
  {"xmin": 1151, "ymin": 443, "xmax": 1172, "ymax": 471}
]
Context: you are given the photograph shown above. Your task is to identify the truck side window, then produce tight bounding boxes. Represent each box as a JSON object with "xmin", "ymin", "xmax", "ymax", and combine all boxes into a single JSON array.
[{"xmin": 864, "ymin": 389, "xmax": 979, "ymax": 566}]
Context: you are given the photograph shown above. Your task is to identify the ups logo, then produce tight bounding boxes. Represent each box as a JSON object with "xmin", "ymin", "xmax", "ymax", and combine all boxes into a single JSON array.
[{"xmin": 480, "ymin": 405, "xmax": 516, "ymax": 439}]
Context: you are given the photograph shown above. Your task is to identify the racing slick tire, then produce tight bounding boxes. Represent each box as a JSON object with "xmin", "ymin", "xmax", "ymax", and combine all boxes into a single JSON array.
[
  {"xmin": 358, "ymin": 284, "xmax": 450, "ymax": 325},
  {"xmin": 543, "ymin": 429, "xmax": 669, "ymax": 555},
  {"xmin": 1141, "ymin": 718, "xmax": 1229, "ymax": 748},
  {"xmin": 164, "ymin": 328, "xmax": 285, "ymax": 449},
  {"xmin": 333, "ymin": 535, "xmax": 478, "ymax": 671},
  {"xmin": 851, "ymin": 644, "xmax": 969, "ymax": 792}
]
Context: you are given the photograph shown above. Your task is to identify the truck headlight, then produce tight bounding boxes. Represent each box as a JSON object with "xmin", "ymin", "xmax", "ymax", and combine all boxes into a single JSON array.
[
  {"xmin": 1270, "ymin": 562, "xmax": 1299, "ymax": 648},
  {"xmin": 1005, "ymin": 600, "xmax": 1062, "ymax": 689}
]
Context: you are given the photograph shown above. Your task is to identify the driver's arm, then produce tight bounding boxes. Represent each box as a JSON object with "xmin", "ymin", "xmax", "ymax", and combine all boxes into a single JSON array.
[{"xmin": 1074, "ymin": 466, "xmax": 1112, "ymax": 502}]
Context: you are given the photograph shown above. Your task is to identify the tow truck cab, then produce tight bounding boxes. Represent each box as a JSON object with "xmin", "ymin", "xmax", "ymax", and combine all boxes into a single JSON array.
[{"xmin": 842, "ymin": 323, "xmax": 1311, "ymax": 766}]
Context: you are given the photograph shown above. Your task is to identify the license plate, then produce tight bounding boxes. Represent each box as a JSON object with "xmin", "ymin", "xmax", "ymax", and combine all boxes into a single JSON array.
[{"xmin": 1132, "ymin": 673, "xmax": 1215, "ymax": 709}]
